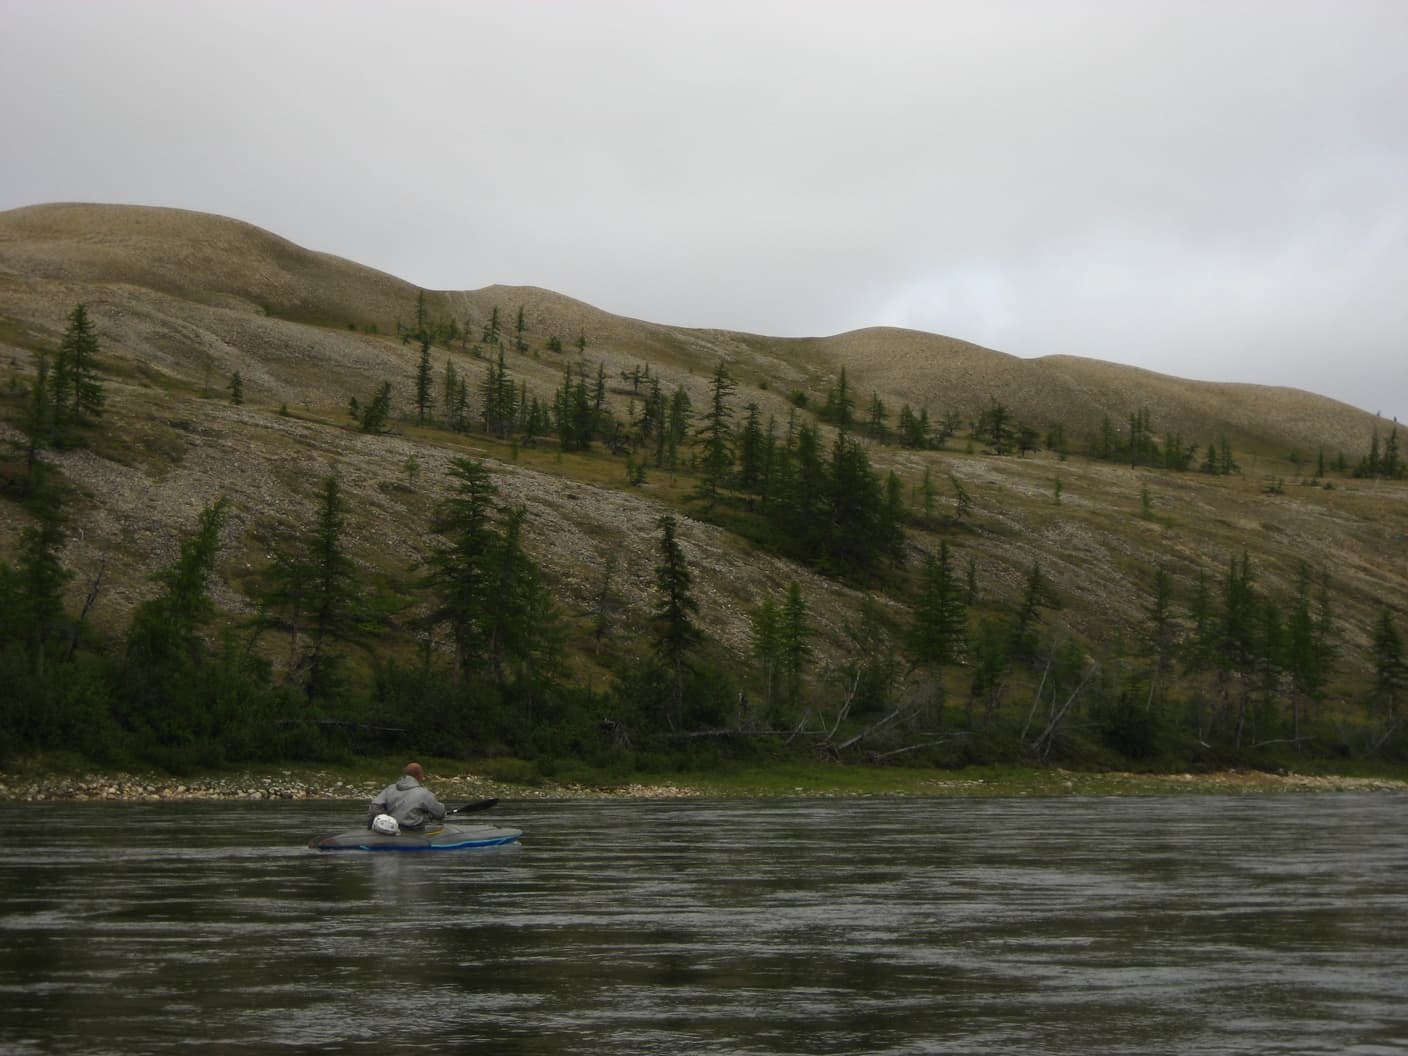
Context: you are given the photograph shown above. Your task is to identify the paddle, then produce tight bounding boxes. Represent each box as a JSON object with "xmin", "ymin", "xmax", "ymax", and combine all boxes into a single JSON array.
[{"xmin": 447, "ymin": 797, "xmax": 498, "ymax": 816}]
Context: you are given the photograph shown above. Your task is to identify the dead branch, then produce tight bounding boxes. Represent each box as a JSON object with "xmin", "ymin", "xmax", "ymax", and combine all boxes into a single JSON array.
[
  {"xmin": 836, "ymin": 703, "xmax": 914, "ymax": 752},
  {"xmin": 1031, "ymin": 661, "xmax": 1099, "ymax": 761}
]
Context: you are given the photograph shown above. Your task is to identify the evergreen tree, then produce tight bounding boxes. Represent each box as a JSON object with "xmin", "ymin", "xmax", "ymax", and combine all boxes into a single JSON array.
[
  {"xmin": 897, "ymin": 404, "xmax": 931, "ymax": 448},
  {"xmin": 415, "ymin": 339, "xmax": 434, "ymax": 424},
  {"xmin": 228, "ymin": 371, "xmax": 244, "ymax": 406},
  {"xmin": 1218, "ymin": 551, "xmax": 1259, "ymax": 675},
  {"xmin": 1216, "ymin": 551, "xmax": 1260, "ymax": 745},
  {"xmin": 423, "ymin": 458, "xmax": 499, "ymax": 680},
  {"xmin": 975, "ymin": 398, "xmax": 1014, "ymax": 454},
  {"xmin": 866, "ymin": 392, "xmax": 887, "ymax": 440},
  {"xmin": 1383, "ymin": 426, "xmax": 1403, "ymax": 479},
  {"xmin": 359, "ymin": 382, "xmax": 393, "ymax": 433},
  {"xmin": 1360, "ymin": 430, "xmax": 1382, "ymax": 478},
  {"xmin": 1144, "ymin": 565, "xmax": 1177, "ymax": 708},
  {"xmin": 480, "ymin": 349, "xmax": 516, "ymax": 437},
  {"xmin": 1371, "ymin": 608, "xmax": 1406, "ymax": 718},
  {"xmin": 1285, "ymin": 562, "xmax": 1333, "ymax": 735},
  {"xmin": 780, "ymin": 580, "xmax": 811, "ymax": 706},
  {"xmin": 909, "ymin": 540, "xmax": 967, "ymax": 668},
  {"xmin": 820, "ymin": 368, "xmax": 854, "ymax": 430},
  {"xmin": 1095, "ymin": 416, "xmax": 1120, "ymax": 461},
  {"xmin": 19, "ymin": 352, "xmax": 53, "ymax": 481},
  {"xmin": 736, "ymin": 402, "xmax": 766, "ymax": 495},
  {"xmin": 555, "ymin": 362, "xmax": 595, "ymax": 452},
  {"xmin": 443, "ymin": 357, "xmax": 470, "ymax": 432},
  {"xmin": 695, "ymin": 361, "xmax": 736, "ymax": 506},
  {"xmin": 637, "ymin": 376, "xmax": 665, "ymax": 454},
  {"xmin": 591, "ymin": 362, "xmax": 609, "ymax": 442},
  {"xmin": 1184, "ymin": 568, "xmax": 1216, "ymax": 675},
  {"xmin": 968, "ymin": 617, "xmax": 1010, "ymax": 723},
  {"xmin": 52, "ymin": 303, "xmax": 105, "ymax": 426},
  {"xmin": 126, "ymin": 497, "xmax": 229, "ymax": 669},
  {"xmin": 652, "ymin": 514, "xmax": 700, "ymax": 728},
  {"xmin": 257, "ymin": 476, "xmax": 364, "ymax": 707},
  {"xmin": 667, "ymin": 385, "xmax": 695, "ymax": 470},
  {"xmin": 919, "ymin": 464, "xmax": 937, "ymax": 516},
  {"xmin": 7, "ymin": 485, "xmax": 72, "ymax": 675},
  {"xmin": 483, "ymin": 506, "xmax": 562, "ymax": 695},
  {"xmin": 1011, "ymin": 561, "xmax": 1059, "ymax": 661},
  {"xmin": 826, "ymin": 432, "xmax": 885, "ymax": 569},
  {"xmin": 750, "ymin": 596, "xmax": 783, "ymax": 714}
]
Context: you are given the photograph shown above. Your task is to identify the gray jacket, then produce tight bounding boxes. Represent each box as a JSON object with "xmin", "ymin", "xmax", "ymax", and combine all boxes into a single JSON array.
[{"xmin": 369, "ymin": 776, "xmax": 446, "ymax": 831}]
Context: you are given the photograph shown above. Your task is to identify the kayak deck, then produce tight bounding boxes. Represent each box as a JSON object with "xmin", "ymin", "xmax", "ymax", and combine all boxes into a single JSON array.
[{"xmin": 308, "ymin": 822, "xmax": 522, "ymax": 852}]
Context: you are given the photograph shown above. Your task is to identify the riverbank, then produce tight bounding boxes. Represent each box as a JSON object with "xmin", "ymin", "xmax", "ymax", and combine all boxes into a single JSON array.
[{"xmin": 2, "ymin": 760, "xmax": 1406, "ymax": 803}]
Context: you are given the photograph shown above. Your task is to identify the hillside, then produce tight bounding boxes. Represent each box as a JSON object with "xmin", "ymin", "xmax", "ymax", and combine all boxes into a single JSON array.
[{"xmin": 1, "ymin": 202, "xmax": 1404, "ymax": 768}]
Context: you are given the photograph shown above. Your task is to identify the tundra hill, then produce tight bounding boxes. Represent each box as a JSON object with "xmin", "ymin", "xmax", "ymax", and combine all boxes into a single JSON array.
[{"xmin": 0, "ymin": 202, "xmax": 1403, "ymax": 719}]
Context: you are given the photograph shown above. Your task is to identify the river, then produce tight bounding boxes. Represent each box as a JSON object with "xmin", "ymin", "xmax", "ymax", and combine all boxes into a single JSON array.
[{"xmin": 1, "ymin": 794, "xmax": 1405, "ymax": 1054}]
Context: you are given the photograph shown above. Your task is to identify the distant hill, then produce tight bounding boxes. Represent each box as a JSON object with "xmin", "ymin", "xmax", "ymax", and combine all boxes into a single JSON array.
[{"xmin": 1, "ymin": 202, "xmax": 1403, "ymax": 754}]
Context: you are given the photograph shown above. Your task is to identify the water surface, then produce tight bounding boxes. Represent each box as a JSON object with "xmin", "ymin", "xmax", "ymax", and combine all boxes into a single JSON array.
[{"xmin": 1, "ymin": 794, "xmax": 1406, "ymax": 1054}]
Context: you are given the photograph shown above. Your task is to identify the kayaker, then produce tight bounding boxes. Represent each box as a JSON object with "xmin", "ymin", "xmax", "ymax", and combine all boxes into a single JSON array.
[{"xmin": 368, "ymin": 761, "xmax": 446, "ymax": 832}]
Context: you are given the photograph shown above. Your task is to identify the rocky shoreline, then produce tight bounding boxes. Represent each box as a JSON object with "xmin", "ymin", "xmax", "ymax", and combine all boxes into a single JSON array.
[
  {"xmin": 0, "ymin": 770, "xmax": 701, "ymax": 804},
  {"xmin": 1, "ymin": 767, "xmax": 1405, "ymax": 803}
]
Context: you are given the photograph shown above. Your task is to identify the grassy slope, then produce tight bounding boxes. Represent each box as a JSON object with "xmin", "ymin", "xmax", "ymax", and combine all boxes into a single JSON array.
[{"xmin": 1, "ymin": 202, "xmax": 1404, "ymax": 717}]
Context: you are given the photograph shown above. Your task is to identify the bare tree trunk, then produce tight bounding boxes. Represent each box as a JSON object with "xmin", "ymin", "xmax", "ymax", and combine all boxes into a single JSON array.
[
  {"xmin": 1031, "ymin": 663, "xmax": 1098, "ymax": 761},
  {"xmin": 65, "ymin": 558, "xmax": 107, "ymax": 661}
]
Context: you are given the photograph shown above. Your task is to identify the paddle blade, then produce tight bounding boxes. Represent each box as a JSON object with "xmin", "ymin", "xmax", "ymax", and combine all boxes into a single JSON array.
[{"xmin": 448, "ymin": 797, "xmax": 499, "ymax": 815}]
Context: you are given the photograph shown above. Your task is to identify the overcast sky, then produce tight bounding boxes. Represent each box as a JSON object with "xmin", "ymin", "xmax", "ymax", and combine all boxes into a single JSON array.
[{"xmin": 4, "ymin": 1, "xmax": 1405, "ymax": 422}]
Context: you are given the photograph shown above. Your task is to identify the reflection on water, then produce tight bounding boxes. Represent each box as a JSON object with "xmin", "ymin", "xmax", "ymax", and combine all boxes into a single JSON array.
[{"xmin": 1, "ymin": 794, "xmax": 1406, "ymax": 1054}]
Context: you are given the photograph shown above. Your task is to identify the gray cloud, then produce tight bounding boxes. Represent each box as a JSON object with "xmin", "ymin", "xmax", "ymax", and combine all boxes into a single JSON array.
[{"xmin": 3, "ymin": 0, "xmax": 1405, "ymax": 420}]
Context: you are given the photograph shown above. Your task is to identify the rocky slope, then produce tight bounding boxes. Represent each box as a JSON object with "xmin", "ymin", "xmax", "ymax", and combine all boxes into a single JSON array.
[{"xmin": 1, "ymin": 202, "xmax": 1403, "ymax": 688}]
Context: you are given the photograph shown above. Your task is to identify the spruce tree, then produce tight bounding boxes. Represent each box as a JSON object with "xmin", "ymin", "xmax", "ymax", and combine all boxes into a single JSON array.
[
  {"xmin": 19, "ymin": 352, "xmax": 53, "ymax": 481},
  {"xmin": 652, "ymin": 514, "xmax": 700, "ymax": 728},
  {"xmin": 736, "ymin": 402, "xmax": 765, "ymax": 495},
  {"xmin": 750, "ymin": 597, "xmax": 783, "ymax": 713},
  {"xmin": 665, "ymin": 386, "xmax": 692, "ymax": 470},
  {"xmin": 126, "ymin": 497, "xmax": 229, "ymax": 669},
  {"xmin": 424, "ymin": 459, "xmax": 500, "ymax": 680},
  {"xmin": 53, "ymin": 303, "xmax": 104, "ymax": 426},
  {"xmin": 359, "ymin": 382, "xmax": 392, "ymax": 433},
  {"xmin": 821, "ymin": 367, "xmax": 854, "ymax": 430},
  {"xmin": 1371, "ymin": 608, "xmax": 1406, "ymax": 718},
  {"xmin": 695, "ymin": 361, "xmax": 736, "ymax": 506},
  {"xmin": 1011, "ymin": 561, "xmax": 1059, "ymax": 661},
  {"xmin": 1145, "ymin": 565, "xmax": 1176, "ymax": 707},
  {"xmin": 1286, "ymin": 562, "xmax": 1331, "ymax": 735},
  {"xmin": 780, "ymin": 580, "xmax": 811, "ymax": 706},
  {"xmin": 258, "ymin": 476, "xmax": 363, "ymax": 706},
  {"xmin": 909, "ymin": 541, "xmax": 967, "ymax": 668},
  {"xmin": 415, "ymin": 339, "xmax": 434, "ymax": 424},
  {"xmin": 866, "ymin": 392, "xmax": 887, "ymax": 440},
  {"xmin": 483, "ymin": 506, "xmax": 562, "ymax": 691},
  {"xmin": 11, "ymin": 485, "xmax": 72, "ymax": 675}
]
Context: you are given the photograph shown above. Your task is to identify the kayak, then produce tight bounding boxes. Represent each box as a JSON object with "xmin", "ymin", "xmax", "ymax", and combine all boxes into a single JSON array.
[{"xmin": 308, "ymin": 821, "xmax": 522, "ymax": 852}]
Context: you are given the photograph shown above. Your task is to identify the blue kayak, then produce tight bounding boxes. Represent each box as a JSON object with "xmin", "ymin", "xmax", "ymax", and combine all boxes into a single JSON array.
[{"xmin": 308, "ymin": 821, "xmax": 522, "ymax": 852}]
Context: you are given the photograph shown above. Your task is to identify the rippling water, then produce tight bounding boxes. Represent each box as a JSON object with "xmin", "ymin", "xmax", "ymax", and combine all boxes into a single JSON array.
[{"xmin": 2, "ymin": 794, "xmax": 1406, "ymax": 1054}]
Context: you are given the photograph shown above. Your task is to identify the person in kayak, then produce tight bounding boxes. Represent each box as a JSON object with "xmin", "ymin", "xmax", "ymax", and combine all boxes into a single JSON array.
[{"xmin": 368, "ymin": 762, "xmax": 446, "ymax": 832}]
